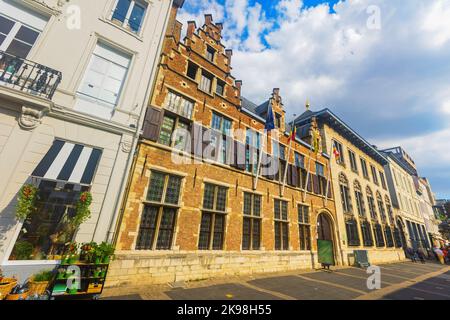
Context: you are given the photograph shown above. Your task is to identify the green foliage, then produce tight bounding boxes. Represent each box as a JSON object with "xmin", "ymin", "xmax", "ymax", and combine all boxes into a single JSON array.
[
  {"xmin": 33, "ymin": 270, "xmax": 53, "ymax": 282},
  {"xmin": 98, "ymin": 242, "xmax": 115, "ymax": 260},
  {"xmin": 16, "ymin": 184, "xmax": 39, "ymax": 220},
  {"xmin": 72, "ymin": 192, "xmax": 93, "ymax": 227},
  {"xmin": 12, "ymin": 241, "xmax": 33, "ymax": 260}
]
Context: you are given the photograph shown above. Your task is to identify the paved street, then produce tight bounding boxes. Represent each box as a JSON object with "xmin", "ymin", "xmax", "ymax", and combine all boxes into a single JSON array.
[{"xmin": 102, "ymin": 261, "xmax": 450, "ymax": 300}]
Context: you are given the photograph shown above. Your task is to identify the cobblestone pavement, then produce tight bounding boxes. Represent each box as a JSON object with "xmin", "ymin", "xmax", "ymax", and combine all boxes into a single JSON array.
[{"xmin": 101, "ymin": 261, "xmax": 450, "ymax": 300}]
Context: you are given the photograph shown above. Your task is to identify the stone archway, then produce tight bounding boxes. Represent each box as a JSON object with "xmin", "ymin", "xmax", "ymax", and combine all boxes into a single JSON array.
[{"xmin": 317, "ymin": 212, "xmax": 336, "ymax": 266}]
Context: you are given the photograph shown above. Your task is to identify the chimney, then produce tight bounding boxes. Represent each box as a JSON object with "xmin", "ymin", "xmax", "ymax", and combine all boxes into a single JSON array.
[
  {"xmin": 225, "ymin": 49, "xmax": 233, "ymax": 64},
  {"xmin": 205, "ymin": 14, "xmax": 213, "ymax": 25},
  {"xmin": 235, "ymin": 80, "xmax": 242, "ymax": 97},
  {"xmin": 187, "ymin": 21, "xmax": 196, "ymax": 38}
]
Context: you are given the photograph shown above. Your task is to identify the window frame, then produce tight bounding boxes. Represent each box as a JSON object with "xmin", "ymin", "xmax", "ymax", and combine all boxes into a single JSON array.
[
  {"xmin": 198, "ymin": 183, "xmax": 228, "ymax": 250},
  {"xmin": 242, "ymin": 192, "xmax": 262, "ymax": 251},
  {"xmin": 274, "ymin": 199, "xmax": 289, "ymax": 251},
  {"xmin": 333, "ymin": 140, "xmax": 345, "ymax": 165},
  {"xmin": 348, "ymin": 149, "xmax": 358, "ymax": 173},
  {"xmin": 298, "ymin": 204, "xmax": 311, "ymax": 251},
  {"xmin": 136, "ymin": 171, "xmax": 183, "ymax": 251},
  {"xmin": 109, "ymin": 0, "xmax": 148, "ymax": 35}
]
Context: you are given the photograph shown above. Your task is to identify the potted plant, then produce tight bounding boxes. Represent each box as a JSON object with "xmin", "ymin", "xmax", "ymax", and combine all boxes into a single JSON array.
[
  {"xmin": 56, "ymin": 268, "xmax": 66, "ymax": 280},
  {"xmin": 28, "ymin": 270, "xmax": 53, "ymax": 296},
  {"xmin": 11, "ymin": 240, "xmax": 33, "ymax": 260},
  {"xmin": 72, "ymin": 191, "xmax": 92, "ymax": 227},
  {"xmin": 15, "ymin": 184, "xmax": 39, "ymax": 221},
  {"xmin": 80, "ymin": 242, "xmax": 97, "ymax": 263},
  {"xmin": 0, "ymin": 269, "xmax": 17, "ymax": 300},
  {"xmin": 98, "ymin": 242, "xmax": 115, "ymax": 264},
  {"xmin": 65, "ymin": 242, "xmax": 79, "ymax": 265}
]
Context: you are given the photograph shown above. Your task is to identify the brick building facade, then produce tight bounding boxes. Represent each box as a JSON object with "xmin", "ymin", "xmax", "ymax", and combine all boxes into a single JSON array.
[{"xmin": 106, "ymin": 10, "xmax": 341, "ymax": 287}]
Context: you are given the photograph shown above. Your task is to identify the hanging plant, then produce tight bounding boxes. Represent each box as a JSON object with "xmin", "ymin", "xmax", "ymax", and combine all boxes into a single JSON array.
[
  {"xmin": 72, "ymin": 191, "xmax": 92, "ymax": 227},
  {"xmin": 16, "ymin": 184, "xmax": 39, "ymax": 221}
]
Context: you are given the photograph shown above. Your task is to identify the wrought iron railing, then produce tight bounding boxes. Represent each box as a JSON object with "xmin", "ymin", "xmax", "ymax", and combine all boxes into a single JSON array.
[{"xmin": 0, "ymin": 50, "xmax": 62, "ymax": 100}]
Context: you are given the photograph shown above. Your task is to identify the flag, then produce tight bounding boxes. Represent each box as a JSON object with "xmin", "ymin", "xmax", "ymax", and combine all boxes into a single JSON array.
[
  {"xmin": 333, "ymin": 145, "xmax": 340, "ymax": 160},
  {"xmin": 288, "ymin": 125, "xmax": 297, "ymax": 143},
  {"xmin": 265, "ymin": 104, "xmax": 275, "ymax": 132}
]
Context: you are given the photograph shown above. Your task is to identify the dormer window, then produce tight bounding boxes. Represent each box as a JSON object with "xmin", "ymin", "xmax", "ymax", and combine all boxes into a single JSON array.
[
  {"xmin": 187, "ymin": 62, "xmax": 198, "ymax": 80},
  {"xmin": 206, "ymin": 45, "xmax": 215, "ymax": 62},
  {"xmin": 199, "ymin": 71, "xmax": 213, "ymax": 93},
  {"xmin": 111, "ymin": 0, "xmax": 147, "ymax": 34}
]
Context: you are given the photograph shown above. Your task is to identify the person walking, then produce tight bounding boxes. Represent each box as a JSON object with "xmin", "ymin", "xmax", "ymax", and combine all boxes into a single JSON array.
[
  {"xmin": 406, "ymin": 247, "xmax": 417, "ymax": 263},
  {"xmin": 433, "ymin": 247, "xmax": 445, "ymax": 265}
]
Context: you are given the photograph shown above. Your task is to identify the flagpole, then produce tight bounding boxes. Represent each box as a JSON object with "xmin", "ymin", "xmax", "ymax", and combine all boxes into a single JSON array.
[{"xmin": 281, "ymin": 118, "xmax": 296, "ymax": 196}]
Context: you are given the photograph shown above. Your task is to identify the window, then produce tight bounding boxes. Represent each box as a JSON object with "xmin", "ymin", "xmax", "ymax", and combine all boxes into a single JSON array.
[
  {"xmin": 361, "ymin": 220, "xmax": 374, "ymax": 247},
  {"xmin": 385, "ymin": 197, "xmax": 394, "ymax": 225},
  {"xmin": 298, "ymin": 205, "xmax": 311, "ymax": 250},
  {"xmin": 111, "ymin": 0, "xmax": 147, "ymax": 34},
  {"xmin": 274, "ymin": 199, "xmax": 289, "ymax": 250},
  {"xmin": 371, "ymin": 165, "xmax": 379, "ymax": 185},
  {"xmin": 199, "ymin": 184, "xmax": 228, "ymax": 250},
  {"xmin": 186, "ymin": 62, "xmax": 198, "ymax": 80},
  {"xmin": 164, "ymin": 91, "xmax": 194, "ymax": 119},
  {"xmin": 367, "ymin": 187, "xmax": 378, "ymax": 221},
  {"xmin": 157, "ymin": 114, "xmax": 190, "ymax": 151},
  {"xmin": 242, "ymin": 193, "xmax": 262, "ymax": 250},
  {"xmin": 211, "ymin": 112, "xmax": 232, "ymax": 136},
  {"xmin": 393, "ymin": 227, "xmax": 403, "ymax": 248},
  {"xmin": 206, "ymin": 45, "xmax": 215, "ymax": 62},
  {"xmin": 354, "ymin": 181, "xmax": 366, "ymax": 218},
  {"xmin": 136, "ymin": 171, "xmax": 182, "ymax": 250},
  {"xmin": 333, "ymin": 140, "xmax": 345, "ymax": 165},
  {"xmin": 360, "ymin": 158, "xmax": 369, "ymax": 178},
  {"xmin": 348, "ymin": 150, "xmax": 358, "ymax": 172},
  {"xmin": 373, "ymin": 224, "xmax": 385, "ymax": 247},
  {"xmin": 377, "ymin": 193, "xmax": 387, "ymax": 223},
  {"xmin": 339, "ymin": 174, "xmax": 352, "ymax": 214},
  {"xmin": 199, "ymin": 71, "xmax": 213, "ymax": 93},
  {"xmin": 245, "ymin": 129, "xmax": 260, "ymax": 174},
  {"xmin": 216, "ymin": 79, "xmax": 225, "ymax": 96},
  {"xmin": 380, "ymin": 171, "xmax": 387, "ymax": 190},
  {"xmin": 315, "ymin": 162, "xmax": 327, "ymax": 196},
  {"xmin": 77, "ymin": 43, "xmax": 131, "ymax": 110},
  {"xmin": 346, "ymin": 219, "xmax": 360, "ymax": 246},
  {"xmin": 0, "ymin": 3, "xmax": 47, "ymax": 59},
  {"xmin": 384, "ymin": 226, "xmax": 394, "ymax": 247},
  {"xmin": 295, "ymin": 152, "xmax": 304, "ymax": 168},
  {"xmin": 9, "ymin": 181, "xmax": 89, "ymax": 261}
]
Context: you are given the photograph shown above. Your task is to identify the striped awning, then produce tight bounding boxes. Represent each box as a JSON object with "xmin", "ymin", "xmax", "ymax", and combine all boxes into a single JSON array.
[{"xmin": 32, "ymin": 139, "xmax": 102, "ymax": 185}]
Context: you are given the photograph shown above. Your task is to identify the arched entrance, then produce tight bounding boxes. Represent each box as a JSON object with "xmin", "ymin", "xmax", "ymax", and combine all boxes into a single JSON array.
[{"xmin": 317, "ymin": 212, "xmax": 335, "ymax": 267}]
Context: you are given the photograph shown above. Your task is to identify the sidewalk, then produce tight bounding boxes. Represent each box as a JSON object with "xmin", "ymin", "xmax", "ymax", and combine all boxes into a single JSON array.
[{"xmin": 101, "ymin": 261, "xmax": 450, "ymax": 300}]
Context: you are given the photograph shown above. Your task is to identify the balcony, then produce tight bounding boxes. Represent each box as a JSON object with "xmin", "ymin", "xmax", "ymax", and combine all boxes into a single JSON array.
[{"xmin": 0, "ymin": 50, "xmax": 62, "ymax": 100}]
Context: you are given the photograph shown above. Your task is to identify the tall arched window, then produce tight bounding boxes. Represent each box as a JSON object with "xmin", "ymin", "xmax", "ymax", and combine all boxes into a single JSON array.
[
  {"xmin": 377, "ymin": 192, "xmax": 387, "ymax": 223},
  {"xmin": 339, "ymin": 173, "xmax": 352, "ymax": 214},
  {"xmin": 366, "ymin": 187, "xmax": 377, "ymax": 221},
  {"xmin": 354, "ymin": 181, "xmax": 366, "ymax": 218},
  {"xmin": 385, "ymin": 196, "xmax": 394, "ymax": 225}
]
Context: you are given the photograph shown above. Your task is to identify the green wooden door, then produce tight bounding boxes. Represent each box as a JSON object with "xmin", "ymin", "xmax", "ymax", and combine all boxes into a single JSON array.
[{"xmin": 318, "ymin": 239, "xmax": 335, "ymax": 265}]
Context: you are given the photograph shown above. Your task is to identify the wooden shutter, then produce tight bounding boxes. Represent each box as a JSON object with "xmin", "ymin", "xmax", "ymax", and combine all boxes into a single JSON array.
[
  {"xmin": 307, "ymin": 174, "xmax": 313, "ymax": 192},
  {"xmin": 142, "ymin": 107, "xmax": 163, "ymax": 141},
  {"xmin": 291, "ymin": 166, "xmax": 299, "ymax": 187},
  {"xmin": 313, "ymin": 174, "xmax": 320, "ymax": 194},
  {"xmin": 287, "ymin": 165, "xmax": 293, "ymax": 186}
]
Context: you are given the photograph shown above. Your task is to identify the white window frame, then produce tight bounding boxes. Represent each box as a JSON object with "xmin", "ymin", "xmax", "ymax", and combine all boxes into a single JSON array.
[{"xmin": 109, "ymin": 0, "xmax": 148, "ymax": 35}]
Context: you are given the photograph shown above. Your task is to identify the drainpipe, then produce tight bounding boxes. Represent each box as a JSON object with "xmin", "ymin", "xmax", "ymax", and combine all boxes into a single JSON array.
[{"xmin": 106, "ymin": 0, "xmax": 174, "ymax": 244}]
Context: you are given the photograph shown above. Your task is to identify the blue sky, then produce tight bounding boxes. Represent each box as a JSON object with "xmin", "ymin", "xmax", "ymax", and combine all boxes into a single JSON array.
[{"xmin": 178, "ymin": 0, "xmax": 450, "ymax": 199}]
